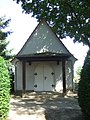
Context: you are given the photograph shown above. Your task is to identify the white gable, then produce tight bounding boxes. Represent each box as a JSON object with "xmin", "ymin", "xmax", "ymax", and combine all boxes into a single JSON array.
[{"xmin": 18, "ymin": 21, "xmax": 70, "ymax": 56}]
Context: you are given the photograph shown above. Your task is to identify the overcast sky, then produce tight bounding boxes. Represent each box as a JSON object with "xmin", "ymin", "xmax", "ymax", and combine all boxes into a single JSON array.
[{"xmin": 0, "ymin": 0, "xmax": 89, "ymax": 73}]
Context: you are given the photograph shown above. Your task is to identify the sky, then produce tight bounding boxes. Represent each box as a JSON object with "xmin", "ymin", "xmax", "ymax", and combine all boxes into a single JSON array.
[{"xmin": 0, "ymin": 0, "xmax": 89, "ymax": 73}]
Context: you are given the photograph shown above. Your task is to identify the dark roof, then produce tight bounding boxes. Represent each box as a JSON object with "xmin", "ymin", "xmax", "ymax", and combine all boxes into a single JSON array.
[{"xmin": 15, "ymin": 20, "xmax": 77, "ymax": 61}]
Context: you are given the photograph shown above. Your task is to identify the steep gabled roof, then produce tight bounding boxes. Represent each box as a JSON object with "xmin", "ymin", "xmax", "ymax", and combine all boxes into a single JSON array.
[{"xmin": 16, "ymin": 20, "xmax": 77, "ymax": 61}]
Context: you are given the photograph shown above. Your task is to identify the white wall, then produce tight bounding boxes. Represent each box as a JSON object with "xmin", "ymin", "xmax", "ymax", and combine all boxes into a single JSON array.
[
  {"xmin": 14, "ymin": 61, "xmax": 73, "ymax": 92},
  {"xmin": 51, "ymin": 61, "xmax": 73, "ymax": 92},
  {"xmin": 14, "ymin": 61, "xmax": 22, "ymax": 90},
  {"xmin": 54, "ymin": 62, "xmax": 63, "ymax": 92}
]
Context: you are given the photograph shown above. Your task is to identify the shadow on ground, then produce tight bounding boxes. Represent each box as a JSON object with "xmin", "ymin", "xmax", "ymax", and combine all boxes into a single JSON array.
[{"xmin": 9, "ymin": 92, "xmax": 84, "ymax": 120}]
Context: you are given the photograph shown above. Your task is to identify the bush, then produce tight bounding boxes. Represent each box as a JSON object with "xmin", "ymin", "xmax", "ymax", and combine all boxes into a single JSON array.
[
  {"xmin": 0, "ymin": 56, "xmax": 10, "ymax": 119},
  {"xmin": 78, "ymin": 49, "xmax": 90, "ymax": 120}
]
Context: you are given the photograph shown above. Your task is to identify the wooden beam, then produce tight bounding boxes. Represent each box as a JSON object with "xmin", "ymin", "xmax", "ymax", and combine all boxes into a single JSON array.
[
  {"xmin": 62, "ymin": 60, "xmax": 66, "ymax": 94},
  {"xmin": 22, "ymin": 61, "xmax": 26, "ymax": 94}
]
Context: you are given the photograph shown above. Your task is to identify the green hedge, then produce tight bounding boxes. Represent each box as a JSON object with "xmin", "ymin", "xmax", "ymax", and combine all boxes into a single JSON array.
[
  {"xmin": 78, "ymin": 49, "xmax": 90, "ymax": 120},
  {"xmin": 0, "ymin": 56, "xmax": 10, "ymax": 119}
]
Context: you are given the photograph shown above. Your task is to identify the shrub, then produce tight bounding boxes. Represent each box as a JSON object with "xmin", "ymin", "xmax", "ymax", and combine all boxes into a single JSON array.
[
  {"xmin": 78, "ymin": 49, "xmax": 90, "ymax": 120},
  {"xmin": 0, "ymin": 56, "xmax": 10, "ymax": 119}
]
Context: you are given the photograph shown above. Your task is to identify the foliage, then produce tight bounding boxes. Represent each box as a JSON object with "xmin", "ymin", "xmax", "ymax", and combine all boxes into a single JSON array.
[
  {"xmin": 0, "ymin": 17, "xmax": 11, "ymax": 40},
  {"xmin": 76, "ymin": 66, "xmax": 82, "ymax": 76},
  {"xmin": 0, "ymin": 16, "xmax": 12, "ymax": 60},
  {"xmin": 74, "ymin": 66, "xmax": 82, "ymax": 91},
  {"xmin": 78, "ymin": 49, "xmax": 90, "ymax": 119},
  {"xmin": 15, "ymin": 0, "xmax": 90, "ymax": 47},
  {"xmin": 0, "ymin": 56, "xmax": 10, "ymax": 119},
  {"xmin": 0, "ymin": 16, "xmax": 14, "ymax": 94}
]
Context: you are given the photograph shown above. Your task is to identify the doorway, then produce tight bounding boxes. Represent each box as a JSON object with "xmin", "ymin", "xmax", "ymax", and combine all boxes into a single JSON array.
[{"xmin": 34, "ymin": 63, "xmax": 54, "ymax": 91}]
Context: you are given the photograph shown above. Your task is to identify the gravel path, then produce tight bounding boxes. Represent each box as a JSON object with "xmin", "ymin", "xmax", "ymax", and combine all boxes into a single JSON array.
[{"xmin": 8, "ymin": 92, "xmax": 84, "ymax": 120}]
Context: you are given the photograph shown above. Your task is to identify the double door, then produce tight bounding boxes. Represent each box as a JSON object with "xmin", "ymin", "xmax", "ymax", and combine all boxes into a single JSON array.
[{"xmin": 34, "ymin": 64, "xmax": 54, "ymax": 91}]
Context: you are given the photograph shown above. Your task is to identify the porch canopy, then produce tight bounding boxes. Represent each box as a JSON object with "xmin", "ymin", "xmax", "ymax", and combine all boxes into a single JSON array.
[{"xmin": 16, "ymin": 52, "xmax": 71, "ymax": 61}]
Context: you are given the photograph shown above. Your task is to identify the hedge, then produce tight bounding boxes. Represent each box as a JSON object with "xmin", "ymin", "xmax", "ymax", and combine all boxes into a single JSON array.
[
  {"xmin": 0, "ymin": 56, "xmax": 10, "ymax": 119},
  {"xmin": 78, "ymin": 49, "xmax": 90, "ymax": 120}
]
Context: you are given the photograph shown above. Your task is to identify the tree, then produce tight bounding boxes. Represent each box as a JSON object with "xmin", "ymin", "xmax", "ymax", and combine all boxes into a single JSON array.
[
  {"xmin": 0, "ymin": 17, "xmax": 12, "ymax": 60},
  {"xmin": 78, "ymin": 49, "xmax": 90, "ymax": 119},
  {"xmin": 0, "ymin": 16, "xmax": 14, "ymax": 92},
  {"xmin": 15, "ymin": 0, "xmax": 90, "ymax": 47}
]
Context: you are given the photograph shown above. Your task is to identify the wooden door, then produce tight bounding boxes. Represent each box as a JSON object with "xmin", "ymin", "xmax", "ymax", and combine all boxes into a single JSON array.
[
  {"xmin": 34, "ymin": 63, "xmax": 54, "ymax": 91},
  {"xmin": 44, "ymin": 64, "xmax": 54, "ymax": 91}
]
